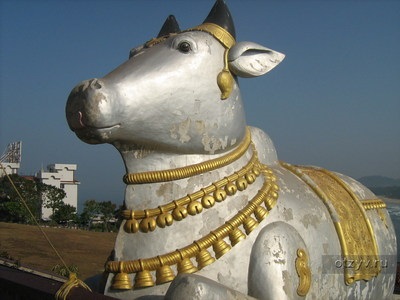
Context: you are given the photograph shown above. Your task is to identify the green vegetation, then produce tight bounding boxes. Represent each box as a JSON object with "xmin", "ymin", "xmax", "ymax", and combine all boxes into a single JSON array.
[
  {"xmin": 52, "ymin": 263, "xmax": 79, "ymax": 277},
  {"xmin": 79, "ymin": 199, "xmax": 120, "ymax": 232},
  {"xmin": 0, "ymin": 174, "xmax": 121, "ymax": 232},
  {"xmin": 0, "ymin": 174, "xmax": 42, "ymax": 224}
]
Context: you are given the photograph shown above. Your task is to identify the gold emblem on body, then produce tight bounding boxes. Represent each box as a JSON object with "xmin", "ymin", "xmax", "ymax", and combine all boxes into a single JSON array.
[
  {"xmin": 282, "ymin": 163, "xmax": 381, "ymax": 285},
  {"xmin": 295, "ymin": 248, "xmax": 311, "ymax": 296}
]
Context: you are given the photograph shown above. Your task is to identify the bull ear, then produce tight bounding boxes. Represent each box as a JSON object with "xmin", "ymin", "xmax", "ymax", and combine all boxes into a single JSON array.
[
  {"xmin": 157, "ymin": 15, "xmax": 180, "ymax": 37},
  {"xmin": 228, "ymin": 41, "xmax": 285, "ymax": 78}
]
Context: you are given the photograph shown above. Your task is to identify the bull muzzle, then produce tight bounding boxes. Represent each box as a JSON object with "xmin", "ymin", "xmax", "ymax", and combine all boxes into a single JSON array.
[{"xmin": 66, "ymin": 78, "xmax": 105, "ymax": 131}]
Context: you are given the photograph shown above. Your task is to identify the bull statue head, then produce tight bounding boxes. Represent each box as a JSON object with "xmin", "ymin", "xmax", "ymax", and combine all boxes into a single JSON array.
[{"xmin": 66, "ymin": 0, "xmax": 284, "ymax": 156}]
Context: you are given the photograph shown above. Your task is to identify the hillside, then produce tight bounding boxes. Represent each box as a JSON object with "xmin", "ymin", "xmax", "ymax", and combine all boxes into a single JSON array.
[
  {"xmin": 358, "ymin": 176, "xmax": 400, "ymax": 188},
  {"xmin": 0, "ymin": 222, "xmax": 117, "ymax": 280}
]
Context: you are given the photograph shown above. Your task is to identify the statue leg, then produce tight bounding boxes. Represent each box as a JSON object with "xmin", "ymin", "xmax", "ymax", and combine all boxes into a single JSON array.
[
  {"xmin": 248, "ymin": 221, "xmax": 310, "ymax": 300},
  {"xmin": 165, "ymin": 273, "xmax": 257, "ymax": 300}
]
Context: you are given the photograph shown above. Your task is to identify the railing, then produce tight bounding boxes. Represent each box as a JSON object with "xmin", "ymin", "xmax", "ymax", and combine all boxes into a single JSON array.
[{"xmin": 0, "ymin": 259, "xmax": 116, "ymax": 300}]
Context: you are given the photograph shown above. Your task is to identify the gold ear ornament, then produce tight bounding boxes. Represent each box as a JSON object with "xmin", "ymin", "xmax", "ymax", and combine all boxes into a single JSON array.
[{"xmin": 185, "ymin": 23, "xmax": 236, "ymax": 100}]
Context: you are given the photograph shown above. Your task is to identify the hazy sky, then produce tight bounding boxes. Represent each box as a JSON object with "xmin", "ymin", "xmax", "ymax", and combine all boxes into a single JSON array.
[{"xmin": 1, "ymin": 0, "xmax": 399, "ymax": 208}]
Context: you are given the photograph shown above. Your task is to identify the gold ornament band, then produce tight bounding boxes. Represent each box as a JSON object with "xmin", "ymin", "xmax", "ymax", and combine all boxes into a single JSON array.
[
  {"xmin": 186, "ymin": 23, "xmax": 235, "ymax": 49},
  {"xmin": 122, "ymin": 143, "xmax": 260, "ymax": 233},
  {"xmin": 123, "ymin": 127, "xmax": 251, "ymax": 184},
  {"xmin": 361, "ymin": 199, "xmax": 386, "ymax": 210},
  {"xmin": 144, "ymin": 33, "xmax": 177, "ymax": 48},
  {"xmin": 107, "ymin": 162, "xmax": 279, "ymax": 290}
]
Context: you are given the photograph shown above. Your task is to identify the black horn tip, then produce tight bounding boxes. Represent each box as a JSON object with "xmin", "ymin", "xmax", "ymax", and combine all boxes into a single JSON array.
[
  {"xmin": 157, "ymin": 15, "xmax": 181, "ymax": 37},
  {"xmin": 204, "ymin": 0, "xmax": 236, "ymax": 39}
]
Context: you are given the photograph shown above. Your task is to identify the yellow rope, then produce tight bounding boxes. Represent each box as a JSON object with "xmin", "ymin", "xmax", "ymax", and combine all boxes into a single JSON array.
[
  {"xmin": 0, "ymin": 163, "xmax": 92, "ymax": 298},
  {"xmin": 55, "ymin": 272, "xmax": 92, "ymax": 300}
]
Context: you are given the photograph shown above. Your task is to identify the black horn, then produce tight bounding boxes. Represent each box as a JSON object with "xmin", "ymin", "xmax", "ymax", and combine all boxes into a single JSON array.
[
  {"xmin": 157, "ymin": 15, "xmax": 181, "ymax": 37},
  {"xmin": 203, "ymin": 0, "xmax": 236, "ymax": 39}
]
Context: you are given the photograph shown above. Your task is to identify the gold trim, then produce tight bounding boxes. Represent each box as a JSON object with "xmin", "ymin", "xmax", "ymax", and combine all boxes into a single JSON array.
[
  {"xmin": 107, "ymin": 161, "xmax": 279, "ymax": 289},
  {"xmin": 362, "ymin": 199, "xmax": 387, "ymax": 210},
  {"xmin": 123, "ymin": 127, "xmax": 250, "ymax": 184},
  {"xmin": 362, "ymin": 199, "xmax": 388, "ymax": 228},
  {"xmin": 186, "ymin": 23, "xmax": 235, "ymax": 49},
  {"xmin": 281, "ymin": 162, "xmax": 381, "ymax": 285},
  {"xmin": 122, "ymin": 143, "xmax": 261, "ymax": 233},
  {"xmin": 144, "ymin": 33, "xmax": 178, "ymax": 48},
  {"xmin": 295, "ymin": 248, "xmax": 311, "ymax": 296}
]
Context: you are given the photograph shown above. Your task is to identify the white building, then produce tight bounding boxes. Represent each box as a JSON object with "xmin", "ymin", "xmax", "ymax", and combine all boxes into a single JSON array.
[
  {"xmin": 37, "ymin": 164, "xmax": 80, "ymax": 220},
  {"xmin": 0, "ymin": 162, "xmax": 20, "ymax": 176},
  {"xmin": 0, "ymin": 141, "xmax": 22, "ymax": 176}
]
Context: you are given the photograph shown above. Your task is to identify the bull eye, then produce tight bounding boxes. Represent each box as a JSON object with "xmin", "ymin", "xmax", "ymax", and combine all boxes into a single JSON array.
[{"xmin": 178, "ymin": 41, "xmax": 191, "ymax": 53}]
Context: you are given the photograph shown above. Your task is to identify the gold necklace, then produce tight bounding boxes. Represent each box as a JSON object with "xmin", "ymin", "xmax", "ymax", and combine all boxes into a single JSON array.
[
  {"xmin": 107, "ymin": 159, "xmax": 279, "ymax": 290},
  {"xmin": 123, "ymin": 127, "xmax": 251, "ymax": 184},
  {"xmin": 122, "ymin": 142, "xmax": 260, "ymax": 234}
]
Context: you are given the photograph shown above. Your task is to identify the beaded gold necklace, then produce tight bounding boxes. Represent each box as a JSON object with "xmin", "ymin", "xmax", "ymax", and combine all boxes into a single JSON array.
[
  {"xmin": 107, "ymin": 131, "xmax": 279, "ymax": 290},
  {"xmin": 122, "ymin": 139, "xmax": 260, "ymax": 234}
]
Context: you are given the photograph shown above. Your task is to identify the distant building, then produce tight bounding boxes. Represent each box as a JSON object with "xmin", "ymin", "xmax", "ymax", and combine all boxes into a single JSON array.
[
  {"xmin": 1, "ymin": 162, "xmax": 20, "ymax": 176},
  {"xmin": 0, "ymin": 141, "xmax": 22, "ymax": 176},
  {"xmin": 36, "ymin": 164, "xmax": 80, "ymax": 220},
  {"xmin": 1, "ymin": 142, "xmax": 79, "ymax": 221}
]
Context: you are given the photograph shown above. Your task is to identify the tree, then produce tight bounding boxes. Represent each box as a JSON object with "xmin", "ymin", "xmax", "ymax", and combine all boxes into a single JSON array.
[
  {"xmin": 80, "ymin": 199, "xmax": 100, "ymax": 229},
  {"xmin": 99, "ymin": 201, "xmax": 116, "ymax": 232},
  {"xmin": 0, "ymin": 175, "xmax": 42, "ymax": 224},
  {"xmin": 40, "ymin": 184, "xmax": 66, "ymax": 218},
  {"xmin": 79, "ymin": 199, "xmax": 118, "ymax": 231},
  {"xmin": 51, "ymin": 203, "xmax": 76, "ymax": 224}
]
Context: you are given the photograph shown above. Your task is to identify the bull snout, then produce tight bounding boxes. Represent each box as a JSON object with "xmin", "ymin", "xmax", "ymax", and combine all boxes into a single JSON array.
[{"xmin": 66, "ymin": 78, "xmax": 106, "ymax": 131}]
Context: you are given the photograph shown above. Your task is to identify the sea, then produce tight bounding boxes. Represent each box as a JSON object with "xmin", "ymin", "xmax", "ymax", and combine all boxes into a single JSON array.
[{"xmin": 384, "ymin": 198, "xmax": 400, "ymax": 261}]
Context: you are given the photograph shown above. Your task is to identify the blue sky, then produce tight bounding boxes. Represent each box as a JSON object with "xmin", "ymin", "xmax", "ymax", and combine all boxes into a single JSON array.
[{"xmin": 1, "ymin": 0, "xmax": 399, "ymax": 207}]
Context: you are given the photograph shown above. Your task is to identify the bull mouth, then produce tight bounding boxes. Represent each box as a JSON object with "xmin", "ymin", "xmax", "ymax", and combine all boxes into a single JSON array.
[
  {"xmin": 68, "ymin": 111, "xmax": 121, "ymax": 132},
  {"xmin": 72, "ymin": 123, "xmax": 122, "ymax": 144},
  {"xmin": 72, "ymin": 123, "xmax": 121, "ymax": 132}
]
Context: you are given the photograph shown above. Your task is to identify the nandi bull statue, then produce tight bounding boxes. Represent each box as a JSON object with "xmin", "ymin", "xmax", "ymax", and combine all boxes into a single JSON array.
[{"xmin": 66, "ymin": 1, "xmax": 396, "ymax": 299}]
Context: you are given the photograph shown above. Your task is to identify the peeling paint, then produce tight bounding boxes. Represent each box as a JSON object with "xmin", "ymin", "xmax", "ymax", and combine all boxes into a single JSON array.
[
  {"xmin": 132, "ymin": 148, "xmax": 152, "ymax": 159},
  {"xmin": 282, "ymin": 270, "xmax": 291, "ymax": 296},
  {"xmin": 170, "ymin": 118, "xmax": 191, "ymax": 143},
  {"xmin": 201, "ymin": 134, "xmax": 228, "ymax": 154},
  {"xmin": 282, "ymin": 208, "xmax": 294, "ymax": 222},
  {"xmin": 300, "ymin": 213, "xmax": 320, "ymax": 229},
  {"xmin": 195, "ymin": 120, "xmax": 205, "ymax": 134},
  {"xmin": 272, "ymin": 240, "xmax": 285, "ymax": 259}
]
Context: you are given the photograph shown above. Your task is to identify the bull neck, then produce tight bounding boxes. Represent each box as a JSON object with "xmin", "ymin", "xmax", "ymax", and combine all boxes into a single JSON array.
[{"xmin": 122, "ymin": 127, "xmax": 251, "ymax": 185}]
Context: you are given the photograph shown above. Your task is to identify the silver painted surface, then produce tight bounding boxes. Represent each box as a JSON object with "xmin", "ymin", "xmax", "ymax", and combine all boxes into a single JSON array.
[
  {"xmin": 165, "ymin": 274, "xmax": 257, "ymax": 300},
  {"xmin": 66, "ymin": 11, "xmax": 396, "ymax": 300}
]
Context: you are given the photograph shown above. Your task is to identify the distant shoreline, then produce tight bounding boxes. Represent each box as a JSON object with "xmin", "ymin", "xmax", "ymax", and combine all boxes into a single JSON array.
[{"xmin": 382, "ymin": 197, "xmax": 400, "ymax": 205}]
